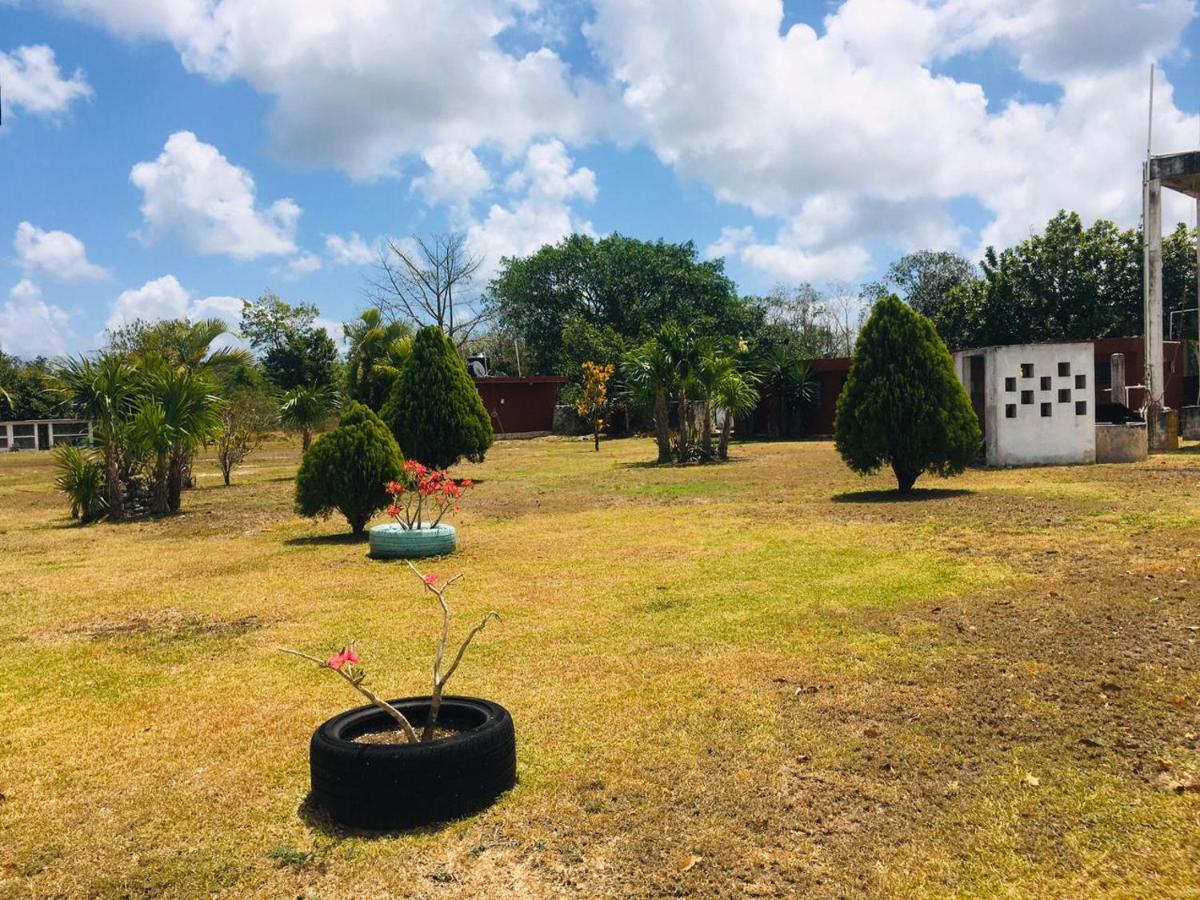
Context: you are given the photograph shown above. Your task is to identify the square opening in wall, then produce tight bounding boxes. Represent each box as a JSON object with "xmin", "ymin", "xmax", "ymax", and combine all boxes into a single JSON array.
[
  {"xmin": 1076, "ymin": 400, "xmax": 1087, "ymax": 416},
  {"xmin": 1005, "ymin": 377, "xmax": 1017, "ymax": 392},
  {"xmin": 1040, "ymin": 402, "xmax": 1052, "ymax": 417},
  {"xmin": 1058, "ymin": 388, "xmax": 1071, "ymax": 402},
  {"xmin": 1005, "ymin": 404, "xmax": 1017, "ymax": 418},
  {"xmin": 1040, "ymin": 376, "xmax": 1052, "ymax": 390},
  {"xmin": 1075, "ymin": 374, "xmax": 1086, "ymax": 388},
  {"xmin": 1058, "ymin": 362, "xmax": 1070, "ymax": 376},
  {"xmin": 1020, "ymin": 363, "xmax": 1034, "ymax": 378},
  {"xmin": 1021, "ymin": 390, "xmax": 1034, "ymax": 404}
]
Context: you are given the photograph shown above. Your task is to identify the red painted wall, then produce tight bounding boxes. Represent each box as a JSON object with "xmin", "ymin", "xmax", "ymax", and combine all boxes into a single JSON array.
[
  {"xmin": 472, "ymin": 377, "xmax": 566, "ymax": 434},
  {"xmin": 1091, "ymin": 337, "xmax": 1185, "ymax": 411}
]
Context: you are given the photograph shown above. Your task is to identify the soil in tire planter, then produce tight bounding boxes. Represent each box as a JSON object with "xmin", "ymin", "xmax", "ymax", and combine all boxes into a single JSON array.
[{"xmin": 352, "ymin": 726, "xmax": 461, "ymax": 745}]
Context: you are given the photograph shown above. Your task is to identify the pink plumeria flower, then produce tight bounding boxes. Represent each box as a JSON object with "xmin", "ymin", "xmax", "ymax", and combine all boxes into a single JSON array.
[
  {"xmin": 423, "ymin": 573, "xmax": 439, "ymax": 586},
  {"xmin": 342, "ymin": 647, "xmax": 360, "ymax": 666}
]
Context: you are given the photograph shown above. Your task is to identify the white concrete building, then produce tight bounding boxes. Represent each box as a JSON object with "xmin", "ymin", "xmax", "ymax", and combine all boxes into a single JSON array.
[
  {"xmin": 0, "ymin": 419, "xmax": 92, "ymax": 451},
  {"xmin": 953, "ymin": 342, "xmax": 1096, "ymax": 467}
]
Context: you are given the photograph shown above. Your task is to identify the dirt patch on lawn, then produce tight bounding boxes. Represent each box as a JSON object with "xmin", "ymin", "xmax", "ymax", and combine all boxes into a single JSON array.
[{"xmin": 34, "ymin": 608, "xmax": 264, "ymax": 645}]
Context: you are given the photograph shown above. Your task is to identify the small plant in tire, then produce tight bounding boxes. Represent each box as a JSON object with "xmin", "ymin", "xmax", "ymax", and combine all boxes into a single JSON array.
[
  {"xmin": 280, "ymin": 562, "xmax": 516, "ymax": 831},
  {"xmin": 384, "ymin": 459, "xmax": 474, "ymax": 531}
]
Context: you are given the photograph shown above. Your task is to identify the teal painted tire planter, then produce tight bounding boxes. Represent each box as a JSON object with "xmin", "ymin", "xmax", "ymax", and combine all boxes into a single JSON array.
[{"xmin": 369, "ymin": 523, "xmax": 457, "ymax": 559}]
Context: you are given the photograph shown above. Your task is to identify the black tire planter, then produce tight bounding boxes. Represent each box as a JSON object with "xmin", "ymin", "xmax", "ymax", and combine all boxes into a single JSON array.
[{"xmin": 309, "ymin": 696, "xmax": 516, "ymax": 831}]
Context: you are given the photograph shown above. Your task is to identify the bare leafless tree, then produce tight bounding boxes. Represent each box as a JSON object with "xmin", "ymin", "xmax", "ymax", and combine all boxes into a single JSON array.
[{"xmin": 369, "ymin": 232, "xmax": 489, "ymax": 345}]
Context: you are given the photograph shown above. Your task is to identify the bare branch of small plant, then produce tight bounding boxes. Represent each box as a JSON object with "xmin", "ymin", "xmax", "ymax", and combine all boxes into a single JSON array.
[{"xmin": 281, "ymin": 563, "xmax": 499, "ymax": 743}]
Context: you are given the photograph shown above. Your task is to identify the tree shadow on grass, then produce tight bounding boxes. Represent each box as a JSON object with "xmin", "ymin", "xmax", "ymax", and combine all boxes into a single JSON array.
[
  {"xmin": 283, "ymin": 533, "xmax": 367, "ymax": 547},
  {"xmin": 620, "ymin": 456, "xmax": 750, "ymax": 470},
  {"xmin": 832, "ymin": 487, "xmax": 973, "ymax": 504}
]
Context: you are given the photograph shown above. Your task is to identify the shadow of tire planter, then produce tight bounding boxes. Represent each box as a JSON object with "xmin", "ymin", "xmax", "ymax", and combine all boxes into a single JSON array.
[
  {"xmin": 368, "ymin": 522, "xmax": 457, "ymax": 558},
  {"xmin": 310, "ymin": 696, "xmax": 516, "ymax": 831}
]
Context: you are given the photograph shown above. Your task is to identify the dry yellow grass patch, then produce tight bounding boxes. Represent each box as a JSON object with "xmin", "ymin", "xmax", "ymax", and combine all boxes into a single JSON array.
[{"xmin": 1, "ymin": 436, "xmax": 1198, "ymax": 898}]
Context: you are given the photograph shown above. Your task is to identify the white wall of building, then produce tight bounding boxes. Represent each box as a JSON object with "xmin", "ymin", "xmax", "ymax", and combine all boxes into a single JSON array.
[{"xmin": 955, "ymin": 343, "xmax": 1096, "ymax": 467}]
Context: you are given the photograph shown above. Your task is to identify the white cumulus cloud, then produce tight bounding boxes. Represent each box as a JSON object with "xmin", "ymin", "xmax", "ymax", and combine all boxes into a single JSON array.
[
  {"xmin": 47, "ymin": 0, "xmax": 596, "ymax": 180},
  {"xmin": 13, "ymin": 222, "xmax": 110, "ymax": 282},
  {"xmin": 0, "ymin": 45, "xmax": 92, "ymax": 120},
  {"xmin": 467, "ymin": 140, "xmax": 597, "ymax": 274},
  {"xmin": 324, "ymin": 232, "xmax": 377, "ymax": 266},
  {"xmin": 586, "ymin": 0, "xmax": 1200, "ymax": 279},
  {"xmin": 104, "ymin": 274, "xmax": 246, "ymax": 340},
  {"xmin": 0, "ymin": 279, "xmax": 74, "ymax": 358},
  {"xmin": 412, "ymin": 144, "xmax": 493, "ymax": 210},
  {"xmin": 273, "ymin": 252, "xmax": 322, "ymax": 281},
  {"xmin": 129, "ymin": 131, "xmax": 300, "ymax": 260}
]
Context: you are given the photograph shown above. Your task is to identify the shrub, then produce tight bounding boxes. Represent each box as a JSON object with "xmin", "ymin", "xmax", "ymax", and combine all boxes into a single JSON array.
[
  {"xmin": 382, "ymin": 326, "xmax": 493, "ymax": 469},
  {"xmin": 53, "ymin": 444, "xmax": 107, "ymax": 523},
  {"xmin": 295, "ymin": 402, "xmax": 404, "ymax": 535},
  {"xmin": 576, "ymin": 361, "xmax": 612, "ymax": 451},
  {"xmin": 835, "ymin": 295, "xmax": 980, "ymax": 493}
]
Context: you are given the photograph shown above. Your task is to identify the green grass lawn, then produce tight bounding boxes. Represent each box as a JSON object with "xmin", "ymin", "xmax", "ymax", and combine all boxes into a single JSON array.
[{"xmin": 1, "ymin": 436, "xmax": 1199, "ymax": 898}]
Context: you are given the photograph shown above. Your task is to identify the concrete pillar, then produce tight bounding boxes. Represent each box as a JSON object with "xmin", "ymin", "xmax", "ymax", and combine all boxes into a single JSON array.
[
  {"xmin": 1144, "ymin": 173, "xmax": 1171, "ymax": 449},
  {"xmin": 1111, "ymin": 353, "xmax": 1127, "ymax": 407}
]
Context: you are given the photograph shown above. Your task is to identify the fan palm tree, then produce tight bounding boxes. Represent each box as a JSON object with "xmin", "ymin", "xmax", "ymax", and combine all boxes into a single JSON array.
[
  {"xmin": 344, "ymin": 308, "xmax": 411, "ymax": 411},
  {"xmin": 135, "ymin": 367, "xmax": 224, "ymax": 512},
  {"xmin": 623, "ymin": 339, "xmax": 676, "ymax": 463},
  {"xmin": 696, "ymin": 346, "xmax": 760, "ymax": 461},
  {"xmin": 280, "ymin": 384, "xmax": 337, "ymax": 451},
  {"xmin": 125, "ymin": 317, "xmax": 253, "ymax": 381},
  {"xmin": 53, "ymin": 353, "xmax": 139, "ymax": 520},
  {"xmin": 759, "ymin": 348, "xmax": 819, "ymax": 438}
]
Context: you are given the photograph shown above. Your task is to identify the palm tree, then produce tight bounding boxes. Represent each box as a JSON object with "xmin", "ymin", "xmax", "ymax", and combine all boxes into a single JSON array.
[
  {"xmin": 656, "ymin": 324, "xmax": 701, "ymax": 458},
  {"xmin": 129, "ymin": 366, "xmax": 224, "ymax": 513},
  {"xmin": 123, "ymin": 317, "xmax": 253, "ymax": 381},
  {"xmin": 624, "ymin": 339, "xmax": 676, "ymax": 463},
  {"xmin": 759, "ymin": 348, "xmax": 819, "ymax": 438},
  {"xmin": 714, "ymin": 367, "xmax": 760, "ymax": 460},
  {"xmin": 128, "ymin": 399, "xmax": 172, "ymax": 514},
  {"xmin": 280, "ymin": 385, "xmax": 337, "ymax": 451},
  {"xmin": 344, "ymin": 308, "xmax": 411, "ymax": 411},
  {"xmin": 53, "ymin": 353, "xmax": 139, "ymax": 520}
]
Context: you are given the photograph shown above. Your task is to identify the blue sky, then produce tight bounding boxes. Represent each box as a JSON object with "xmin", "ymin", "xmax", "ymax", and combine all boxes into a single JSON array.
[{"xmin": 2, "ymin": 0, "xmax": 1198, "ymax": 358}]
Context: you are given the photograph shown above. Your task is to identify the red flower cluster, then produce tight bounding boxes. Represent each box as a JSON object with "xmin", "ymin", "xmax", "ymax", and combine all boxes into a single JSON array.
[{"xmin": 383, "ymin": 461, "xmax": 474, "ymax": 529}]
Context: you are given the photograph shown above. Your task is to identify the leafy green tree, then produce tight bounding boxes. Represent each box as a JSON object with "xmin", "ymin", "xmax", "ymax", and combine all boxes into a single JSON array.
[
  {"xmin": 382, "ymin": 325, "xmax": 493, "ymax": 469},
  {"xmin": 883, "ymin": 251, "xmax": 977, "ymax": 320},
  {"xmin": 343, "ymin": 308, "xmax": 411, "ymax": 410},
  {"xmin": 214, "ymin": 388, "xmax": 276, "ymax": 486},
  {"xmin": 0, "ymin": 353, "xmax": 58, "ymax": 420},
  {"xmin": 931, "ymin": 211, "xmax": 1196, "ymax": 348},
  {"xmin": 835, "ymin": 296, "xmax": 980, "ymax": 493},
  {"xmin": 280, "ymin": 384, "xmax": 337, "ymax": 451},
  {"xmin": 878, "ymin": 252, "xmax": 979, "ymax": 321},
  {"xmin": 487, "ymin": 233, "xmax": 756, "ymax": 375},
  {"xmin": 240, "ymin": 293, "xmax": 340, "ymax": 391},
  {"xmin": 295, "ymin": 402, "xmax": 404, "ymax": 536}
]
